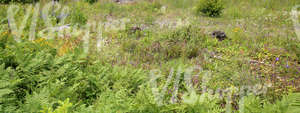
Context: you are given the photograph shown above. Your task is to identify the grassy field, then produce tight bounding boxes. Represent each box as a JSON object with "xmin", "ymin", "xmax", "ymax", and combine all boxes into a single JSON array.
[{"xmin": 0, "ymin": 0, "xmax": 300, "ymax": 112}]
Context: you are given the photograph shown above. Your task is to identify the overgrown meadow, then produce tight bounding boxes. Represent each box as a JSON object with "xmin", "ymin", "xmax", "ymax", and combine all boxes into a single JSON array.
[{"xmin": 0, "ymin": 0, "xmax": 300, "ymax": 112}]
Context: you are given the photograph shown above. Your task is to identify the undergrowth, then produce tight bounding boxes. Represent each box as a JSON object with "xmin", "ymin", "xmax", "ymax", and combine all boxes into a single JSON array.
[{"xmin": 0, "ymin": 0, "xmax": 300, "ymax": 112}]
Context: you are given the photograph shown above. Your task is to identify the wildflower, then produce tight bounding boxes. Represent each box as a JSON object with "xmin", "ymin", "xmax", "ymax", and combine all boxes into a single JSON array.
[
  {"xmin": 34, "ymin": 38, "xmax": 46, "ymax": 43},
  {"xmin": 233, "ymin": 27, "xmax": 239, "ymax": 33},
  {"xmin": 168, "ymin": 89, "xmax": 172, "ymax": 95},
  {"xmin": 1, "ymin": 31, "xmax": 8, "ymax": 36},
  {"xmin": 275, "ymin": 57, "xmax": 279, "ymax": 61},
  {"xmin": 286, "ymin": 64, "xmax": 289, "ymax": 68}
]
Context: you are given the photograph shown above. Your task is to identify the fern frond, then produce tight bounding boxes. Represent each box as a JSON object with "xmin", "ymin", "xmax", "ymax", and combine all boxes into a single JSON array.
[
  {"xmin": 287, "ymin": 93, "xmax": 300, "ymax": 113},
  {"xmin": 0, "ymin": 88, "xmax": 13, "ymax": 97}
]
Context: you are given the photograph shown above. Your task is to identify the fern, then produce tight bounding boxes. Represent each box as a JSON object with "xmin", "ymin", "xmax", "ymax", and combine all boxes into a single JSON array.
[
  {"xmin": 0, "ymin": 64, "xmax": 21, "ymax": 112},
  {"xmin": 182, "ymin": 91, "xmax": 224, "ymax": 113},
  {"xmin": 261, "ymin": 93, "xmax": 300, "ymax": 113},
  {"xmin": 40, "ymin": 98, "xmax": 73, "ymax": 113},
  {"xmin": 287, "ymin": 93, "xmax": 300, "ymax": 113}
]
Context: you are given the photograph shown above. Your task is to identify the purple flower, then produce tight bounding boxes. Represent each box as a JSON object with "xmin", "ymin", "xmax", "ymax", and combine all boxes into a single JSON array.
[
  {"xmin": 286, "ymin": 64, "xmax": 289, "ymax": 68},
  {"xmin": 276, "ymin": 57, "xmax": 279, "ymax": 61},
  {"xmin": 168, "ymin": 89, "xmax": 172, "ymax": 94}
]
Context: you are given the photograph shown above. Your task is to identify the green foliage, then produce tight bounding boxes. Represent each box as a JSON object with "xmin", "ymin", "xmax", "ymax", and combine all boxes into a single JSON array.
[
  {"xmin": 119, "ymin": 25, "xmax": 206, "ymax": 62},
  {"xmin": 183, "ymin": 91, "xmax": 225, "ymax": 113},
  {"xmin": 149, "ymin": 1, "xmax": 162, "ymax": 11},
  {"xmin": 0, "ymin": 0, "xmax": 38, "ymax": 4},
  {"xmin": 0, "ymin": 0, "xmax": 300, "ymax": 112},
  {"xmin": 0, "ymin": 37, "xmax": 146, "ymax": 112},
  {"xmin": 69, "ymin": 4, "xmax": 88, "ymax": 25},
  {"xmin": 196, "ymin": 0, "xmax": 224, "ymax": 17},
  {"xmin": 241, "ymin": 93, "xmax": 300, "ymax": 113},
  {"xmin": 84, "ymin": 0, "xmax": 97, "ymax": 4},
  {"xmin": 241, "ymin": 94, "xmax": 264, "ymax": 113},
  {"xmin": 40, "ymin": 98, "xmax": 73, "ymax": 113}
]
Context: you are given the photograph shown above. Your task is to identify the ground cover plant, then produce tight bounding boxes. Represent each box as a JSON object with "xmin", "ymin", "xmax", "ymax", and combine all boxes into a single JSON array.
[{"xmin": 0, "ymin": 0, "xmax": 300, "ymax": 112}]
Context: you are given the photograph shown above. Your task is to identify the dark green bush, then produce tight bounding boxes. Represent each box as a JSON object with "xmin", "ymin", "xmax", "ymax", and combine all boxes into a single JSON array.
[
  {"xmin": 196, "ymin": 0, "xmax": 224, "ymax": 17},
  {"xmin": 0, "ymin": 0, "xmax": 39, "ymax": 4},
  {"xmin": 84, "ymin": 0, "xmax": 97, "ymax": 4}
]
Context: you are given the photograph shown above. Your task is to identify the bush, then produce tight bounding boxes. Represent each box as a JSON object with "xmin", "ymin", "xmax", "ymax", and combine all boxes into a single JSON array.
[
  {"xmin": 0, "ymin": 0, "xmax": 38, "ymax": 4},
  {"xmin": 196, "ymin": 0, "xmax": 224, "ymax": 17},
  {"xmin": 85, "ymin": 0, "xmax": 97, "ymax": 4}
]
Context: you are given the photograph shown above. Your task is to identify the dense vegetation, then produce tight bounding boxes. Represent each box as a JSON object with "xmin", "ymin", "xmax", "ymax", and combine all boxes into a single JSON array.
[{"xmin": 0, "ymin": 0, "xmax": 300, "ymax": 112}]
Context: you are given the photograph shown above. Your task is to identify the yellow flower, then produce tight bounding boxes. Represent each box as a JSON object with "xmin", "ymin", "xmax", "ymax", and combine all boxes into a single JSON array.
[
  {"xmin": 1, "ymin": 31, "xmax": 8, "ymax": 36},
  {"xmin": 233, "ymin": 27, "xmax": 239, "ymax": 32},
  {"xmin": 34, "ymin": 38, "xmax": 46, "ymax": 43}
]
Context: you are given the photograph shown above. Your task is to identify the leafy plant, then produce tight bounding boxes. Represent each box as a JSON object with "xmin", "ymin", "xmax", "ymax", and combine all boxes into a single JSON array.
[
  {"xmin": 196, "ymin": 0, "xmax": 224, "ymax": 17},
  {"xmin": 40, "ymin": 98, "xmax": 73, "ymax": 113},
  {"xmin": 262, "ymin": 93, "xmax": 300, "ymax": 113},
  {"xmin": 183, "ymin": 91, "xmax": 225, "ymax": 113},
  {"xmin": 240, "ymin": 93, "xmax": 300, "ymax": 113},
  {"xmin": 84, "ymin": 0, "xmax": 97, "ymax": 4},
  {"xmin": 0, "ymin": 0, "xmax": 39, "ymax": 4}
]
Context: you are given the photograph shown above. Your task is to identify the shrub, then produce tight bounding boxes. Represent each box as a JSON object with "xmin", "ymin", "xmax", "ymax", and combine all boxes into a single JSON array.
[
  {"xmin": 0, "ymin": 0, "xmax": 38, "ymax": 4},
  {"xmin": 196, "ymin": 0, "xmax": 224, "ymax": 17},
  {"xmin": 85, "ymin": 0, "xmax": 97, "ymax": 4}
]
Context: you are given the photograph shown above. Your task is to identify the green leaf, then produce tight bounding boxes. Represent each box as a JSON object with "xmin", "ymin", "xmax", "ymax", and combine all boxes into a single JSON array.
[{"xmin": 0, "ymin": 88, "xmax": 13, "ymax": 97}]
